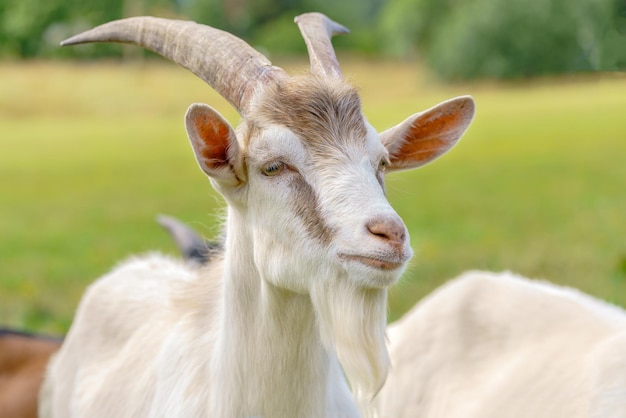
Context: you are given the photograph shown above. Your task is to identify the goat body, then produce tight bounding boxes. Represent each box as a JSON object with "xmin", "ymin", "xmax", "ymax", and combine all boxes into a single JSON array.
[
  {"xmin": 377, "ymin": 271, "xmax": 626, "ymax": 418},
  {"xmin": 40, "ymin": 13, "xmax": 474, "ymax": 418},
  {"xmin": 0, "ymin": 330, "xmax": 61, "ymax": 418}
]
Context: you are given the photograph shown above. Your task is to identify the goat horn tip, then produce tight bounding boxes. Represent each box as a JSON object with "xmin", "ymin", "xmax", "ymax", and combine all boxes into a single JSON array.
[
  {"xmin": 60, "ymin": 36, "xmax": 81, "ymax": 47},
  {"xmin": 294, "ymin": 12, "xmax": 350, "ymax": 35}
]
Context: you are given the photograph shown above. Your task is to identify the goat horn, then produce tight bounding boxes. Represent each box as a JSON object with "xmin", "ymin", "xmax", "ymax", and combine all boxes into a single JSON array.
[
  {"xmin": 61, "ymin": 17, "xmax": 287, "ymax": 115},
  {"xmin": 294, "ymin": 12, "xmax": 349, "ymax": 79}
]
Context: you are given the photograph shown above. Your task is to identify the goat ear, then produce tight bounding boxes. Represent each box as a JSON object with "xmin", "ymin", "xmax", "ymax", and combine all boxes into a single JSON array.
[
  {"xmin": 185, "ymin": 103, "xmax": 243, "ymax": 187},
  {"xmin": 380, "ymin": 96, "xmax": 475, "ymax": 172}
]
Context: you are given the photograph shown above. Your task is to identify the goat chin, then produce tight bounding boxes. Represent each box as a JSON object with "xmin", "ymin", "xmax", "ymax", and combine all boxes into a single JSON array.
[{"xmin": 311, "ymin": 278, "xmax": 389, "ymax": 417}]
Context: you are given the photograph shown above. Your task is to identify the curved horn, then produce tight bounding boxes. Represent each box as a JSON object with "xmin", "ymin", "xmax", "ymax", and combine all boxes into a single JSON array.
[
  {"xmin": 294, "ymin": 13, "xmax": 349, "ymax": 79},
  {"xmin": 61, "ymin": 17, "xmax": 287, "ymax": 115}
]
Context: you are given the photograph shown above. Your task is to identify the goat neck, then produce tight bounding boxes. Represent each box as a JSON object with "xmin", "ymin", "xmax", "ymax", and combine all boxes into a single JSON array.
[{"xmin": 206, "ymin": 207, "xmax": 358, "ymax": 416}]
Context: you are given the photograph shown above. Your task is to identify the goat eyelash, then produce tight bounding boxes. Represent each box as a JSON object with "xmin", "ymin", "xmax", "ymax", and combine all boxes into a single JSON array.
[
  {"xmin": 261, "ymin": 161, "xmax": 286, "ymax": 176},
  {"xmin": 378, "ymin": 158, "xmax": 389, "ymax": 172}
]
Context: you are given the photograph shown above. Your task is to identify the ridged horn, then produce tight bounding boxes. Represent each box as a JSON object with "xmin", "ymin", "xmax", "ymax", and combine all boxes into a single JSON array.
[
  {"xmin": 61, "ymin": 17, "xmax": 287, "ymax": 115},
  {"xmin": 294, "ymin": 12, "xmax": 349, "ymax": 79}
]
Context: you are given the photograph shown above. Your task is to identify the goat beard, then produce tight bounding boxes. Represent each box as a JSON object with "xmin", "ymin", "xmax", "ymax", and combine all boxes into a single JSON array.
[{"xmin": 310, "ymin": 278, "xmax": 389, "ymax": 414}]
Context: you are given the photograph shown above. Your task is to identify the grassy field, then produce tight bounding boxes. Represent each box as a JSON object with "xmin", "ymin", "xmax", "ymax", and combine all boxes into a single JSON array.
[{"xmin": 1, "ymin": 59, "xmax": 625, "ymax": 334}]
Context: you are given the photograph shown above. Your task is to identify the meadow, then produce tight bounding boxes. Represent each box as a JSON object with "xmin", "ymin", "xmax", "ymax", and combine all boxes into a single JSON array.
[{"xmin": 1, "ymin": 58, "xmax": 625, "ymax": 334}]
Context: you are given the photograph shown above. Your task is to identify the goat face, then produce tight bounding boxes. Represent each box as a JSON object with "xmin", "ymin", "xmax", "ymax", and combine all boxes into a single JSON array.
[
  {"xmin": 59, "ymin": 14, "xmax": 476, "ymax": 405},
  {"xmin": 185, "ymin": 76, "xmax": 475, "ymax": 292},
  {"xmin": 61, "ymin": 14, "xmax": 474, "ymax": 293}
]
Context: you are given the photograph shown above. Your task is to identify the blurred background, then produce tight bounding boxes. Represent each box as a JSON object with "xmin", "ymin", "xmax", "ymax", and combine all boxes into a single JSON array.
[
  {"xmin": 1, "ymin": 0, "xmax": 626, "ymax": 75},
  {"xmin": 1, "ymin": 0, "xmax": 625, "ymax": 334}
]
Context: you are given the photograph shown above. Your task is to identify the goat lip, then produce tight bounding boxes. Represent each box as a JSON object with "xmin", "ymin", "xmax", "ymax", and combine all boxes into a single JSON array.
[{"xmin": 338, "ymin": 253, "xmax": 406, "ymax": 271}]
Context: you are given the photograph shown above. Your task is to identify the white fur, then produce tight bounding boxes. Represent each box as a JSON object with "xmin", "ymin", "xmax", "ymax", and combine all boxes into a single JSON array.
[
  {"xmin": 39, "ymin": 48, "xmax": 474, "ymax": 417},
  {"xmin": 39, "ymin": 154, "xmax": 389, "ymax": 417},
  {"xmin": 376, "ymin": 271, "xmax": 626, "ymax": 418}
]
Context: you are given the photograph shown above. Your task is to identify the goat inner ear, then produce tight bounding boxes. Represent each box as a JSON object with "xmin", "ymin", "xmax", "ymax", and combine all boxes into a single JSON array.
[
  {"xmin": 185, "ymin": 103, "xmax": 243, "ymax": 186},
  {"xmin": 380, "ymin": 96, "xmax": 475, "ymax": 172}
]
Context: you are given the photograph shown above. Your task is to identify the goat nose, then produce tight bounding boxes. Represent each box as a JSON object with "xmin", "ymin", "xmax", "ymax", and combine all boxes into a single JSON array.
[{"xmin": 366, "ymin": 217, "xmax": 407, "ymax": 245}]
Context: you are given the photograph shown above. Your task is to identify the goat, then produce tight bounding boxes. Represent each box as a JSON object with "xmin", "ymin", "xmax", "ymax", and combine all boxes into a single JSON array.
[
  {"xmin": 0, "ymin": 329, "xmax": 61, "ymax": 418},
  {"xmin": 39, "ymin": 13, "xmax": 475, "ymax": 417},
  {"xmin": 376, "ymin": 271, "xmax": 626, "ymax": 417}
]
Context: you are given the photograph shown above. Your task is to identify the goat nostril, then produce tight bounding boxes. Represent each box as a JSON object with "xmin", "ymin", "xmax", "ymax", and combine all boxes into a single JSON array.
[{"xmin": 366, "ymin": 218, "xmax": 406, "ymax": 244}]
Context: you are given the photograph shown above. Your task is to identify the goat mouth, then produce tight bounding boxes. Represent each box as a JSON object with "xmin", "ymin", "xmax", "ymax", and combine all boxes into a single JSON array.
[{"xmin": 338, "ymin": 253, "xmax": 405, "ymax": 271}]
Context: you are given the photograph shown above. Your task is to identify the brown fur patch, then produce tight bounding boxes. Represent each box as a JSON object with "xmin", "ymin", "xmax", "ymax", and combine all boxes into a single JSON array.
[
  {"xmin": 288, "ymin": 175, "xmax": 335, "ymax": 245},
  {"xmin": 195, "ymin": 113, "xmax": 230, "ymax": 170},
  {"xmin": 376, "ymin": 171, "xmax": 386, "ymax": 193},
  {"xmin": 401, "ymin": 136, "xmax": 447, "ymax": 162},
  {"xmin": 0, "ymin": 332, "xmax": 61, "ymax": 418},
  {"xmin": 402, "ymin": 110, "xmax": 464, "ymax": 162},
  {"xmin": 252, "ymin": 76, "xmax": 368, "ymax": 159}
]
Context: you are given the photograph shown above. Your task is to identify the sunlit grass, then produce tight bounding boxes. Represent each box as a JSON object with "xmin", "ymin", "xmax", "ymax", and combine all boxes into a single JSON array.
[{"xmin": 1, "ymin": 59, "xmax": 625, "ymax": 332}]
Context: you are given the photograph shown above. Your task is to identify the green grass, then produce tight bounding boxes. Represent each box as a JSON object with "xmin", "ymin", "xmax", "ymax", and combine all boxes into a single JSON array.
[{"xmin": 1, "ymin": 59, "xmax": 625, "ymax": 333}]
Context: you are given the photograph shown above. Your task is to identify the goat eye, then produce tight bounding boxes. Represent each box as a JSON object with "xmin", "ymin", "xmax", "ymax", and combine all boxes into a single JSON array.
[
  {"xmin": 378, "ymin": 158, "xmax": 388, "ymax": 172},
  {"xmin": 262, "ymin": 161, "xmax": 285, "ymax": 176}
]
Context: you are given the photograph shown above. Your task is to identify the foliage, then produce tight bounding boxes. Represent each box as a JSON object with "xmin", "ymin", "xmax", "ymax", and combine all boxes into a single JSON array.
[
  {"xmin": 0, "ymin": 0, "xmax": 384, "ymax": 58},
  {"xmin": 381, "ymin": 0, "xmax": 626, "ymax": 80},
  {"xmin": 1, "ymin": 0, "xmax": 115, "ymax": 58},
  {"xmin": 3, "ymin": 0, "xmax": 623, "ymax": 80}
]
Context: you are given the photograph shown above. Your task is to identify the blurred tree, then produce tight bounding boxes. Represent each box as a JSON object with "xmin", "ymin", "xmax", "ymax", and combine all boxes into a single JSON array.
[
  {"xmin": 0, "ymin": 0, "xmax": 70, "ymax": 57},
  {"xmin": 0, "ymin": 0, "xmax": 179, "ymax": 58},
  {"xmin": 0, "ymin": 0, "xmax": 384, "ymax": 58},
  {"xmin": 182, "ymin": 0, "xmax": 384, "ymax": 54},
  {"xmin": 380, "ymin": 0, "xmax": 626, "ymax": 80}
]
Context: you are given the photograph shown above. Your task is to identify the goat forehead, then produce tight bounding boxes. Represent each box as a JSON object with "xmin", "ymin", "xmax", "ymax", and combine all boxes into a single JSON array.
[
  {"xmin": 251, "ymin": 76, "xmax": 368, "ymax": 155},
  {"xmin": 246, "ymin": 125, "xmax": 381, "ymax": 180}
]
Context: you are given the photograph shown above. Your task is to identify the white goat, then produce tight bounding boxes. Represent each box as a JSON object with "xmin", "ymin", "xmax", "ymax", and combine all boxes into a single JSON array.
[
  {"xmin": 377, "ymin": 271, "xmax": 626, "ymax": 418},
  {"xmin": 39, "ymin": 13, "xmax": 475, "ymax": 418}
]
